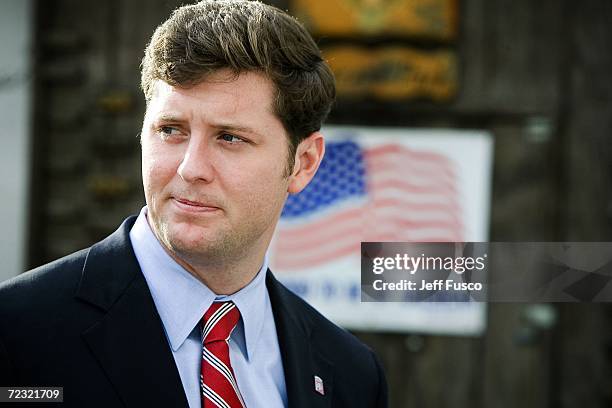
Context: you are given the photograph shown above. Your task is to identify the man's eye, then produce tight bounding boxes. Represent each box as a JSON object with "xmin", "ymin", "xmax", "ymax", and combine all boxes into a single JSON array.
[
  {"xmin": 219, "ymin": 133, "xmax": 243, "ymax": 144},
  {"xmin": 159, "ymin": 126, "xmax": 180, "ymax": 135}
]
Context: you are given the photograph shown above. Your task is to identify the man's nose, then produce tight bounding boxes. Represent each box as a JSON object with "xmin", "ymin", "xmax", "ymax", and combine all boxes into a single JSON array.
[{"xmin": 177, "ymin": 136, "xmax": 215, "ymax": 183}]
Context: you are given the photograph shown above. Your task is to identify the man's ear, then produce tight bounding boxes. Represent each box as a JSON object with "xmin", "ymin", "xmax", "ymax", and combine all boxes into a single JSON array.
[{"xmin": 287, "ymin": 131, "xmax": 325, "ymax": 194}]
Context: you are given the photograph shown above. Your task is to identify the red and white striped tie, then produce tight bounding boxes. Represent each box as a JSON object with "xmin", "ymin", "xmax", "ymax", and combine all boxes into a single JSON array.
[{"xmin": 200, "ymin": 301, "xmax": 247, "ymax": 408}]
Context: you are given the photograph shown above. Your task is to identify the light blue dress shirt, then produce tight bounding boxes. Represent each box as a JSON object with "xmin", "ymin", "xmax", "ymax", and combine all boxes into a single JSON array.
[{"xmin": 129, "ymin": 207, "xmax": 287, "ymax": 408}]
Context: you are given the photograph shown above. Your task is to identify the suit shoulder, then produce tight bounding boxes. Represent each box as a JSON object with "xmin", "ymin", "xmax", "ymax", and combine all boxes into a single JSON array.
[
  {"xmin": 273, "ymin": 281, "xmax": 388, "ymax": 405},
  {"xmin": 275, "ymin": 281, "xmax": 378, "ymax": 362},
  {"xmin": 0, "ymin": 248, "xmax": 89, "ymax": 312}
]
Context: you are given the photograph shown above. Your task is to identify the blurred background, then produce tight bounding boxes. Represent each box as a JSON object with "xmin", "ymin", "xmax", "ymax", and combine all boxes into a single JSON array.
[{"xmin": 1, "ymin": 0, "xmax": 612, "ymax": 406}]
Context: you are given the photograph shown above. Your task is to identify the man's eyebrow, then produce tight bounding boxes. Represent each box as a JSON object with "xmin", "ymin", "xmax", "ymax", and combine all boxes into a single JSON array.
[
  {"xmin": 214, "ymin": 123, "xmax": 264, "ymax": 138},
  {"xmin": 154, "ymin": 113, "xmax": 187, "ymax": 123}
]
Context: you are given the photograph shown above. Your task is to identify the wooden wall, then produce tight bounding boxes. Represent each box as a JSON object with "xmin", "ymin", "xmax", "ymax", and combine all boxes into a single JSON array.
[{"xmin": 28, "ymin": 0, "xmax": 612, "ymax": 406}]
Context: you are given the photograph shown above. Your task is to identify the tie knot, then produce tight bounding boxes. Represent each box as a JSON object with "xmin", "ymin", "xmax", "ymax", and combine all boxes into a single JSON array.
[{"xmin": 201, "ymin": 301, "xmax": 240, "ymax": 344}]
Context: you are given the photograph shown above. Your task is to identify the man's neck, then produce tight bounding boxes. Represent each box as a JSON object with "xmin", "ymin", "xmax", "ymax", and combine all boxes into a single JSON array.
[{"xmin": 166, "ymin": 247, "xmax": 265, "ymax": 295}]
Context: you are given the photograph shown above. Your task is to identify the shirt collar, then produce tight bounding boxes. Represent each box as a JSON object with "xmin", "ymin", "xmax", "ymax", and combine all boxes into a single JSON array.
[{"xmin": 129, "ymin": 206, "xmax": 268, "ymax": 361}]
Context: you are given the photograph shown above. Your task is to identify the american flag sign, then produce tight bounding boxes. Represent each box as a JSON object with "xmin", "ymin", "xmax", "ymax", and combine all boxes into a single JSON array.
[{"xmin": 271, "ymin": 138, "xmax": 464, "ymax": 271}]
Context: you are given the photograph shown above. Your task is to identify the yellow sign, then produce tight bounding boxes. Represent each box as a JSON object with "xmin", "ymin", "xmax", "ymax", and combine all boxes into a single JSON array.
[
  {"xmin": 292, "ymin": 0, "xmax": 457, "ymax": 40},
  {"xmin": 324, "ymin": 46, "xmax": 457, "ymax": 101}
]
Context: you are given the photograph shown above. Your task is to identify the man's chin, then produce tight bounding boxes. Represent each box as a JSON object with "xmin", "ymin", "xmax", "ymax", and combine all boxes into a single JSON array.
[
  {"xmin": 164, "ymin": 229, "xmax": 228, "ymax": 260},
  {"xmin": 160, "ymin": 215, "xmax": 217, "ymax": 239}
]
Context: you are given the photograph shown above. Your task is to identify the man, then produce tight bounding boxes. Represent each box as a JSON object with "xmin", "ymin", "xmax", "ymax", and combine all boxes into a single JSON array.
[{"xmin": 0, "ymin": 1, "xmax": 388, "ymax": 407}]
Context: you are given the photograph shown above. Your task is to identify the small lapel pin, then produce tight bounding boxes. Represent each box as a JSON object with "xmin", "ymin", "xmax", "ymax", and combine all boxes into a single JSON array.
[{"xmin": 314, "ymin": 375, "xmax": 325, "ymax": 395}]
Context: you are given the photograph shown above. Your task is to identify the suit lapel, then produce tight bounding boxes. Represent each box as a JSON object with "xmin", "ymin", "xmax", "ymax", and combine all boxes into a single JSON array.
[
  {"xmin": 76, "ymin": 217, "xmax": 188, "ymax": 407},
  {"xmin": 266, "ymin": 271, "xmax": 334, "ymax": 408}
]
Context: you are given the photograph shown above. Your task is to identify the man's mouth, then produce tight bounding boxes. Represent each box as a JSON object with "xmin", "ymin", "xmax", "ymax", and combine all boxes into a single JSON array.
[{"xmin": 172, "ymin": 197, "xmax": 221, "ymax": 212}]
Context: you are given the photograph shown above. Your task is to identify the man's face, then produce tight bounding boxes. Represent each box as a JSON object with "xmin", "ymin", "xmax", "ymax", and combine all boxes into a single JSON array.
[{"xmin": 141, "ymin": 70, "xmax": 293, "ymax": 265}]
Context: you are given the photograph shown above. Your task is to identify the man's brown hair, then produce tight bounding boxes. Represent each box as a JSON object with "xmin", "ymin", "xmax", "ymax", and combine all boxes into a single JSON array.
[{"xmin": 140, "ymin": 0, "xmax": 335, "ymax": 170}]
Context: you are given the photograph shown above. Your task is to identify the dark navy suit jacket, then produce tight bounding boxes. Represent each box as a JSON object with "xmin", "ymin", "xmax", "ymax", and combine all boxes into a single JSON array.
[{"xmin": 0, "ymin": 217, "xmax": 388, "ymax": 407}]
